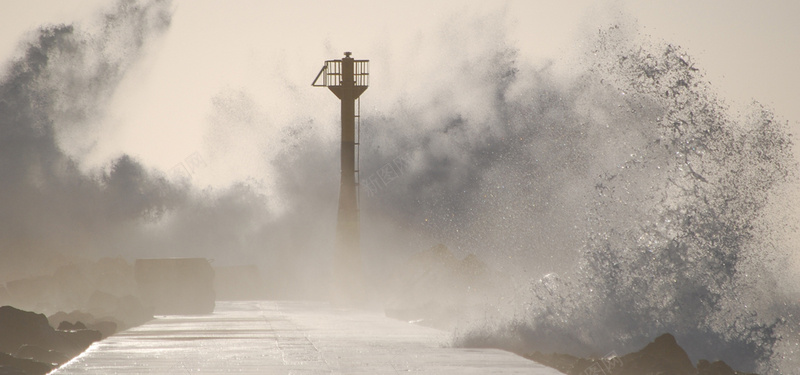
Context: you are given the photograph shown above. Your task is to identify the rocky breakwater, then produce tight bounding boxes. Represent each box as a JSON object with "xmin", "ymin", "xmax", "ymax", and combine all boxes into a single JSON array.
[
  {"xmin": 0, "ymin": 258, "xmax": 155, "ymax": 374},
  {"xmin": 0, "ymin": 306, "xmax": 103, "ymax": 375}
]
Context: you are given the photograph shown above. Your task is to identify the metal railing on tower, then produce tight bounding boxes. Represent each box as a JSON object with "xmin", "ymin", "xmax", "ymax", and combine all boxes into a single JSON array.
[{"xmin": 313, "ymin": 58, "xmax": 369, "ymax": 88}]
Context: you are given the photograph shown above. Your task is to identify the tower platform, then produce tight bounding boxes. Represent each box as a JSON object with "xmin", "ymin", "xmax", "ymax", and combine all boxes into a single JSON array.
[{"xmin": 52, "ymin": 300, "xmax": 559, "ymax": 374}]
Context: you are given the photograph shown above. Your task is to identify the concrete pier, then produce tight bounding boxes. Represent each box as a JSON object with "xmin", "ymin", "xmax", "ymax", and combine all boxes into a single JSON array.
[{"xmin": 52, "ymin": 301, "xmax": 559, "ymax": 374}]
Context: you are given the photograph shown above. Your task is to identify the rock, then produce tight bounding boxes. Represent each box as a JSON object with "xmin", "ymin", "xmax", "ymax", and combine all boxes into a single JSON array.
[
  {"xmin": 49, "ymin": 310, "xmax": 119, "ymax": 338},
  {"xmin": 0, "ymin": 306, "xmax": 54, "ymax": 354},
  {"xmin": 5, "ymin": 257, "xmax": 139, "ymax": 318},
  {"xmin": 0, "ymin": 305, "xmax": 101, "ymax": 358},
  {"xmin": 49, "ymin": 258, "xmax": 138, "ymax": 313},
  {"xmin": 0, "ymin": 352, "xmax": 52, "ymax": 375},
  {"xmin": 87, "ymin": 320, "xmax": 118, "ymax": 339},
  {"xmin": 88, "ymin": 292, "xmax": 154, "ymax": 329},
  {"xmin": 57, "ymin": 321, "xmax": 86, "ymax": 331},
  {"xmin": 524, "ymin": 333, "xmax": 758, "ymax": 375},
  {"xmin": 527, "ymin": 333, "xmax": 698, "ymax": 375},
  {"xmin": 14, "ymin": 345, "xmax": 69, "ymax": 366},
  {"xmin": 48, "ymin": 311, "xmax": 95, "ymax": 330},
  {"xmin": 53, "ymin": 329, "xmax": 102, "ymax": 356},
  {"xmin": 615, "ymin": 333, "xmax": 697, "ymax": 375},
  {"xmin": 0, "ymin": 364, "xmax": 27, "ymax": 375},
  {"xmin": 696, "ymin": 359, "xmax": 757, "ymax": 375}
]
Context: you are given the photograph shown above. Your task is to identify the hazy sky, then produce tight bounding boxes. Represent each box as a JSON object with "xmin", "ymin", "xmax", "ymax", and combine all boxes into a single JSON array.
[
  {"xmin": 2, "ymin": 1, "xmax": 800, "ymax": 333},
  {"xmin": 1, "ymin": 0, "xmax": 798, "ymax": 186}
]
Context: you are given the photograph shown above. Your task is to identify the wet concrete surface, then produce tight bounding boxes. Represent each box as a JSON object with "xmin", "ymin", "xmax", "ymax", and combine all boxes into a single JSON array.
[{"xmin": 52, "ymin": 300, "xmax": 559, "ymax": 374}]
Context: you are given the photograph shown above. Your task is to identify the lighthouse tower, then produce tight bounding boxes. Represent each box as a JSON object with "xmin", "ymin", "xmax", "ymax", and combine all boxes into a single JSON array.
[{"xmin": 313, "ymin": 52, "xmax": 369, "ymax": 304}]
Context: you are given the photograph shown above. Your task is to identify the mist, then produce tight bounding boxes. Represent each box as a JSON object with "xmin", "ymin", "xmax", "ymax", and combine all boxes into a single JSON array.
[
  {"xmin": 0, "ymin": 0, "xmax": 589, "ymax": 293},
  {"xmin": 1, "ymin": 1, "xmax": 800, "ymax": 373}
]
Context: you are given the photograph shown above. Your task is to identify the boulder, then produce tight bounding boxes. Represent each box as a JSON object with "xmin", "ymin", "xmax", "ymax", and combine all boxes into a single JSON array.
[
  {"xmin": 696, "ymin": 359, "xmax": 757, "ymax": 375},
  {"xmin": 0, "ymin": 364, "xmax": 26, "ymax": 375},
  {"xmin": 14, "ymin": 345, "xmax": 69, "ymax": 366},
  {"xmin": 48, "ymin": 258, "xmax": 138, "ymax": 313},
  {"xmin": 87, "ymin": 320, "xmax": 118, "ymax": 339},
  {"xmin": 4, "ymin": 258, "xmax": 139, "ymax": 318},
  {"xmin": 0, "ymin": 305, "xmax": 101, "ymax": 357},
  {"xmin": 525, "ymin": 333, "xmax": 758, "ymax": 375},
  {"xmin": 49, "ymin": 310, "xmax": 119, "ymax": 338},
  {"xmin": 615, "ymin": 333, "xmax": 697, "ymax": 375},
  {"xmin": 0, "ymin": 306, "xmax": 54, "ymax": 354},
  {"xmin": 53, "ymin": 329, "xmax": 102, "ymax": 356},
  {"xmin": 58, "ymin": 292, "xmax": 151, "ymax": 330},
  {"xmin": 530, "ymin": 334, "xmax": 696, "ymax": 375},
  {"xmin": 57, "ymin": 321, "xmax": 86, "ymax": 331},
  {"xmin": 48, "ymin": 311, "xmax": 95, "ymax": 330},
  {"xmin": 0, "ymin": 352, "xmax": 52, "ymax": 375}
]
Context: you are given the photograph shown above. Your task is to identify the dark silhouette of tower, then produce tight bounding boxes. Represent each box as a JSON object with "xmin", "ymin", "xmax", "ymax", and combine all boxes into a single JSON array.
[{"xmin": 313, "ymin": 52, "xmax": 368, "ymax": 304}]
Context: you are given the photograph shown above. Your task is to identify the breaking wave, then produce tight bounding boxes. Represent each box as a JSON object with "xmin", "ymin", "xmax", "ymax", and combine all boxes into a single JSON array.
[{"xmin": 446, "ymin": 26, "xmax": 799, "ymax": 374}]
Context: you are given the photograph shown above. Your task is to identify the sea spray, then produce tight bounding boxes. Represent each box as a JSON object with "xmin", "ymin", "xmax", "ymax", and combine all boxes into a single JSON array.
[
  {"xmin": 0, "ymin": 0, "xmax": 176, "ymax": 282},
  {"xmin": 3, "ymin": 3, "xmax": 799, "ymax": 372},
  {"xmin": 454, "ymin": 26, "xmax": 799, "ymax": 374}
]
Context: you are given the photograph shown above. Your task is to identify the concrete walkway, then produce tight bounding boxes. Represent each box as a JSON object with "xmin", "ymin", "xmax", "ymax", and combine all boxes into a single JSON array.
[{"xmin": 52, "ymin": 301, "xmax": 560, "ymax": 374}]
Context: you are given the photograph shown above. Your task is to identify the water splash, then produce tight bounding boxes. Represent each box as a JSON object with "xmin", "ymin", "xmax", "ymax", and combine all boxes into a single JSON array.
[
  {"xmin": 2, "ymin": 4, "xmax": 798, "ymax": 372},
  {"xmin": 0, "ymin": 0, "xmax": 175, "ymax": 281},
  {"xmin": 453, "ymin": 26, "xmax": 799, "ymax": 374}
]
